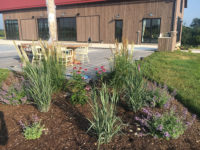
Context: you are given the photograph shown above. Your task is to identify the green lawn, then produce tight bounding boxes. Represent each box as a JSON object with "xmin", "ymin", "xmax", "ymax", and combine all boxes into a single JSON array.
[
  {"xmin": 141, "ymin": 51, "xmax": 200, "ymax": 115},
  {"xmin": 0, "ymin": 69, "xmax": 10, "ymax": 86}
]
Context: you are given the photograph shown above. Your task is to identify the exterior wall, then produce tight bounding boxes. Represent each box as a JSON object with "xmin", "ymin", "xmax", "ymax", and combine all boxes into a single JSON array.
[{"xmin": 2, "ymin": 0, "xmax": 175, "ymax": 44}]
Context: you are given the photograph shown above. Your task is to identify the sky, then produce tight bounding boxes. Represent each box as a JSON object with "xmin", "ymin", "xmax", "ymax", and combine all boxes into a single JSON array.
[{"xmin": 0, "ymin": 0, "xmax": 200, "ymax": 29}]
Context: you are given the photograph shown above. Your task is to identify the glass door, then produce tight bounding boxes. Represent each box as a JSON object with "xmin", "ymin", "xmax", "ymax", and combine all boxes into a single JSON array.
[
  {"xmin": 115, "ymin": 20, "xmax": 123, "ymax": 42},
  {"xmin": 142, "ymin": 18, "xmax": 161, "ymax": 43}
]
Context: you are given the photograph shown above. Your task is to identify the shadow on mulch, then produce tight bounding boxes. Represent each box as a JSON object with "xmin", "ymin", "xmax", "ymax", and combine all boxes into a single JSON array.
[
  {"xmin": 0, "ymin": 111, "xmax": 8, "ymax": 145},
  {"xmin": 54, "ymin": 99, "xmax": 93, "ymax": 137}
]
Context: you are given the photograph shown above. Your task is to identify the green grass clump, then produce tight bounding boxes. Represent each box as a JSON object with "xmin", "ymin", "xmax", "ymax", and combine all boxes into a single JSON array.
[
  {"xmin": 141, "ymin": 51, "xmax": 200, "ymax": 115},
  {"xmin": 43, "ymin": 55, "xmax": 66, "ymax": 92},
  {"xmin": 88, "ymin": 84, "xmax": 124, "ymax": 149},
  {"xmin": 23, "ymin": 63, "xmax": 53, "ymax": 112}
]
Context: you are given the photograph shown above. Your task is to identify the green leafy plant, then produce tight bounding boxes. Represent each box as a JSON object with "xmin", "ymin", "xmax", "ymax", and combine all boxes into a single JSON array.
[
  {"xmin": 88, "ymin": 84, "xmax": 124, "ymax": 149},
  {"xmin": 68, "ymin": 67, "xmax": 88, "ymax": 105},
  {"xmin": 23, "ymin": 62, "xmax": 53, "ymax": 112},
  {"xmin": 19, "ymin": 115, "xmax": 45, "ymax": 140}
]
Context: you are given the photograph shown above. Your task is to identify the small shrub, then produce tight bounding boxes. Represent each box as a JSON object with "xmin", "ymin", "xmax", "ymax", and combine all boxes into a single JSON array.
[
  {"xmin": 68, "ymin": 67, "xmax": 88, "ymax": 105},
  {"xmin": 23, "ymin": 63, "xmax": 53, "ymax": 112},
  {"xmin": 19, "ymin": 115, "xmax": 45, "ymax": 140},
  {"xmin": 135, "ymin": 108, "xmax": 196, "ymax": 140},
  {"xmin": 88, "ymin": 84, "xmax": 124, "ymax": 148}
]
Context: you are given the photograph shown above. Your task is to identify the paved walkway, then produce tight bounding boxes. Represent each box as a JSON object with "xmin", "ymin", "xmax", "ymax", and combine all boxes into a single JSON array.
[{"xmin": 0, "ymin": 42, "xmax": 155, "ymax": 79}]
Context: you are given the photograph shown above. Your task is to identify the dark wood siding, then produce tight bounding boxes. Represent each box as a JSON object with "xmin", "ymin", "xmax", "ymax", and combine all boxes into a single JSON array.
[{"xmin": 2, "ymin": 0, "xmax": 175, "ymax": 43}]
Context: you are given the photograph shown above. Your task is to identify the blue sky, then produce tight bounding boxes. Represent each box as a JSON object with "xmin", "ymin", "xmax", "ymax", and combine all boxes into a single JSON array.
[{"xmin": 0, "ymin": 0, "xmax": 200, "ymax": 29}]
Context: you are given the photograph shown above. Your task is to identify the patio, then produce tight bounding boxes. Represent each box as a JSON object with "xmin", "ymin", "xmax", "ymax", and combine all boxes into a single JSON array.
[{"xmin": 0, "ymin": 41, "xmax": 156, "ymax": 78}]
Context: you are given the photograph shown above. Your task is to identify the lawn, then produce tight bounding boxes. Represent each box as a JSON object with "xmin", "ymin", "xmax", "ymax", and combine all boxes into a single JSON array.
[
  {"xmin": 141, "ymin": 51, "xmax": 200, "ymax": 115},
  {"xmin": 0, "ymin": 68, "xmax": 10, "ymax": 85}
]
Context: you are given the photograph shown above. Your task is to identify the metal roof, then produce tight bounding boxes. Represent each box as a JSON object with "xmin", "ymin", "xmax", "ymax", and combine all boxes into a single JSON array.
[{"xmin": 0, "ymin": 0, "xmax": 108, "ymax": 12}]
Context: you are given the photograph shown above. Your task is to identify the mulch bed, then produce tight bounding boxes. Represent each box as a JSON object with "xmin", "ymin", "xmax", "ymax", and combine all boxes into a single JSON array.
[{"xmin": 1, "ymin": 74, "xmax": 200, "ymax": 150}]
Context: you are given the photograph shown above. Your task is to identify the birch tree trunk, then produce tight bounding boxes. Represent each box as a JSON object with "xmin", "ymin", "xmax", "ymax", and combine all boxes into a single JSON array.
[{"xmin": 46, "ymin": 0, "xmax": 57, "ymax": 43}]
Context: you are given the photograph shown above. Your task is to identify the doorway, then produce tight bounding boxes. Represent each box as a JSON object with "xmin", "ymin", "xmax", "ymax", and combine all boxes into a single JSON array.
[{"xmin": 142, "ymin": 18, "xmax": 161, "ymax": 43}]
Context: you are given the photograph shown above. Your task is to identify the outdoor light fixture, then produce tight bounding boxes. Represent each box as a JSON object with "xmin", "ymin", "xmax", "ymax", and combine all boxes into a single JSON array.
[
  {"xmin": 115, "ymin": 14, "xmax": 120, "ymax": 18},
  {"xmin": 149, "ymin": 13, "xmax": 153, "ymax": 17},
  {"xmin": 76, "ymin": 13, "xmax": 80, "ymax": 16},
  {"xmin": 61, "ymin": 12, "xmax": 65, "ymax": 16}
]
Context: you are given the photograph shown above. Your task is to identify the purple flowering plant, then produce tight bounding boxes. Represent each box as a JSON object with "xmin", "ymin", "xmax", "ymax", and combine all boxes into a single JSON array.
[
  {"xmin": 148, "ymin": 84, "xmax": 171, "ymax": 108},
  {"xmin": 0, "ymin": 77, "xmax": 28, "ymax": 105},
  {"xmin": 135, "ymin": 107, "xmax": 195, "ymax": 140}
]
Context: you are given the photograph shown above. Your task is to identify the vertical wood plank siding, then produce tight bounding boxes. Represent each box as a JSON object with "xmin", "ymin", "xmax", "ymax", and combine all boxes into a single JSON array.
[{"xmin": 2, "ymin": 0, "xmax": 176, "ymax": 43}]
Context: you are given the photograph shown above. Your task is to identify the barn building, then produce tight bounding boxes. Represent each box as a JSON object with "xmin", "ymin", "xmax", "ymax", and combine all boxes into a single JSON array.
[{"xmin": 0, "ymin": 0, "xmax": 187, "ymax": 44}]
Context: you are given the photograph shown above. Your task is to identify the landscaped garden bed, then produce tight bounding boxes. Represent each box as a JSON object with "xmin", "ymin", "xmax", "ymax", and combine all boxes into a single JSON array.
[{"xmin": 0, "ymin": 42, "xmax": 200, "ymax": 150}]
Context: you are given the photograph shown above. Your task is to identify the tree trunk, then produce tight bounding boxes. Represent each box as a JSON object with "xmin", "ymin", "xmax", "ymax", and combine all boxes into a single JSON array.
[{"xmin": 46, "ymin": 0, "xmax": 57, "ymax": 43}]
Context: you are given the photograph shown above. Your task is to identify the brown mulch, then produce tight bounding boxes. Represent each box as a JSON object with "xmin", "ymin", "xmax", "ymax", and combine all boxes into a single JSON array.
[{"xmin": 1, "ymin": 75, "xmax": 200, "ymax": 150}]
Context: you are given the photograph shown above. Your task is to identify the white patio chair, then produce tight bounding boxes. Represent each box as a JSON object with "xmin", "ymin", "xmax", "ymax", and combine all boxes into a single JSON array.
[
  {"xmin": 59, "ymin": 47, "xmax": 74, "ymax": 66},
  {"xmin": 75, "ymin": 46, "xmax": 90, "ymax": 64},
  {"xmin": 31, "ymin": 45, "xmax": 44, "ymax": 64}
]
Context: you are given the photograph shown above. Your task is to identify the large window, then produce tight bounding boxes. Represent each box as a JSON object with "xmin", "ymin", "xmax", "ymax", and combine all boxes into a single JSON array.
[
  {"xmin": 115, "ymin": 20, "xmax": 123, "ymax": 42},
  {"xmin": 37, "ymin": 18, "xmax": 49, "ymax": 40},
  {"xmin": 5, "ymin": 20, "xmax": 19, "ymax": 40},
  {"xmin": 142, "ymin": 18, "xmax": 161, "ymax": 43},
  {"xmin": 57, "ymin": 17, "xmax": 77, "ymax": 41}
]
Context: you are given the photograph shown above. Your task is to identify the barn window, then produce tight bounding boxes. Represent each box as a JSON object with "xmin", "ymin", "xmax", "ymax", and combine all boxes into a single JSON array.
[
  {"xmin": 57, "ymin": 17, "xmax": 77, "ymax": 41},
  {"xmin": 37, "ymin": 18, "xmax": 49, "ymax": 40},
  {"xmin": 5, "ymin": 20, "xmax": 19, "ymax": 40}
]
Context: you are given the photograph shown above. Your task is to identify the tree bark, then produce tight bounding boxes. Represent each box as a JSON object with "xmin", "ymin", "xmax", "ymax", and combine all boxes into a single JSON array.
[{"xmin": 46, "ymin": 0, "xmax": 57, "ymax": 43}]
